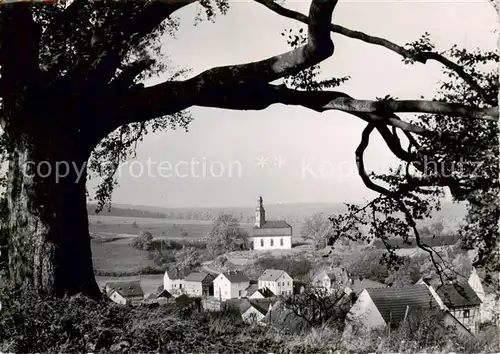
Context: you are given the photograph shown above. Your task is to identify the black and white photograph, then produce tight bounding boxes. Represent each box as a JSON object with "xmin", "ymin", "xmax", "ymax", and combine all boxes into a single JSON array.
[{"xmin": 0, "ymin": 0, "xmax": 498, "ymax": 352}]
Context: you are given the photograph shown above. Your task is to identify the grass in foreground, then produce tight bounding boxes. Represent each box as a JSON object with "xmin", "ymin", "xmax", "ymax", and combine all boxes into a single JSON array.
[{"xmin": 0, "ymin": 287, "xmax": 497, "ymax": 353}]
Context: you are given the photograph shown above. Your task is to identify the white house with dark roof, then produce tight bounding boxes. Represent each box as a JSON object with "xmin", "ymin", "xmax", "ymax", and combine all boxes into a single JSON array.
[
  {"xmin": 258, "ymin": 269, "xmax": 293, "ymax": 296},
  {"xmin": 226, "ymin": 298, "xmax": 276, "ymax": 324},
  {"xmin": 344, "ymin": 284, "xmax": 472, "ymax": 338},
  {"xmin": 105, "ymin": 281, "xmax": 144, "ymax": 305},
  {"xmin": 163, "ymin": 268, "xmax": 185, "ymax": 294},
  {"xmin": 213, "ymin": 270, "xmax": 250, "ymax": 300},
  {"xmin": 184, "ymin": 272, "xmax": 215, "ymax": 297},
  {"xmin": 252, "ymin": 197, "xmax": 292, "ymax": 250},
  {"xmin": 244, "ymin": 284, "xmax": 275, "ymax": 299},
  {"xmin": 418, "ymin": 276, "xmax": 482, "ymax": 334},
  {"xmin": 313, "ymin": 268, "xmax": 350, "ymax": 293},
  {"xmin": 467, "ymin": 267, "xmax": 499, "ymax": 324}
]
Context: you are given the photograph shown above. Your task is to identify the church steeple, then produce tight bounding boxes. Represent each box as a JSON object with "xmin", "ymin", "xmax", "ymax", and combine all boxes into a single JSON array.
[{"xmin": 255, "ymin": 196, "xmax": 266, "ymax": 228}]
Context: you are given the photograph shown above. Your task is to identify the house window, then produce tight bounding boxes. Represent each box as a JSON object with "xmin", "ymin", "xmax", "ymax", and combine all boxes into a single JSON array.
[
  {"xmin": 179, "ymin": 284, "xmax": 182, "ymax": 289},
  {"xmin": 464, "ymin": 309, "xmax": 470, "ymax": 318},
  {"xmin": 280, "ymin": 238, "xmax": 284, "ymax": 246},
  {"xmin": 260, "ymin": 239, "xmax": 264, "ymax": 247},
  {"xmin": 270, "ymin": 239, "xmax": 274, "ymax": 247}
]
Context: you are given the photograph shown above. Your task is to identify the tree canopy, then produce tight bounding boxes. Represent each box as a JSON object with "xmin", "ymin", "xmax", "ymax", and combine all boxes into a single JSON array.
[{"xmin": 0, "ymin": 0, "xmax": 497, "ymax": 297}]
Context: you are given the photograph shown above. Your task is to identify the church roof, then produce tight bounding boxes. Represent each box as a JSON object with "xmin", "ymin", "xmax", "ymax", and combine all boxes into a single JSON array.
[
  {"xmin": 256, "ymin": 220, "xmax": 291, "ymax": 229},
  {"xmin": 252, "ymin": 220, "xmax": 292, "ymax": 237}
]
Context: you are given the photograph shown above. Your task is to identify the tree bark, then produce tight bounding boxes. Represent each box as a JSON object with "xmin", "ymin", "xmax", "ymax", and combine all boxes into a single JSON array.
[{"xmin": 6, "ymin": 129, "xmax": 100, "ymax": 299}]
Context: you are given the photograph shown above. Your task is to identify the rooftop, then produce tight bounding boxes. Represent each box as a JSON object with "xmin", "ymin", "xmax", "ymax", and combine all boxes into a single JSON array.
[
  {"xmin": 350, "ymin": 277, "xmax": 386, "ymax": 295},
  {"xmin": 222, "ymin": 270, "xmax": 250, "ymax": 283},
  {"xmin": 366, "ymin": 284, "xmax": 439, "ymax": 326},
  {"xmin": 436, "ymin": 282, "xmax": 482, "ymax": 308},
  {"xmin": 259, "ymin": 269, "xmax": 287, "ymax": 282},
  {"xmin": 184, "ymin": 272, "xmax": 212, "ymax": 282},
  {"xmin": 106, "ymin": 281, "xmax": 144, "ymax": 298},
  {"xmin": 256, "ymin": 220, "xmax": 291, "ymax": 229},
  {"xmin": 165, "ymin": 268, "xmax": 183, "ymax": 280},
  {"xmin": 255, "ymin": 287, "xmax": 275, "ymax": 298}
]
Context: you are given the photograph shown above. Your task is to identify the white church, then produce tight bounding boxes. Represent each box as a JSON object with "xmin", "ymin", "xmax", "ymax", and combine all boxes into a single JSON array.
[{"xmin": 251, "ymin": 196, "xmax": 292, "ymax": 250}]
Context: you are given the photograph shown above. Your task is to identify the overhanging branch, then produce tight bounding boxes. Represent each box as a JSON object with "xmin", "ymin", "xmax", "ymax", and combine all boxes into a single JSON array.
[
  {"xmin": 118, "ymin": 82, "xmax": 498, "ymax": 132},
  {"xmin": 254, "ymin": 0, "xmax": 491, "ymax": 104}
]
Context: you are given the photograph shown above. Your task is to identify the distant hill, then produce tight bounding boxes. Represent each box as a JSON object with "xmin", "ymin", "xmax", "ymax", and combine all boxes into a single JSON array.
[
  {"xmin": 87, "ymin": 201, "xmax": 467, "ymax": 225},
  {"xmin": 87, "ymin": 204, "xmax": 168, "ymax": 219}
]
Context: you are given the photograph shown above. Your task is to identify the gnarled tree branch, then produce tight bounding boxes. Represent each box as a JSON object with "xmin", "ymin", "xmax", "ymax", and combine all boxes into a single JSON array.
[
  {"xmin": 254, "ymin": 0, "xmax": 491, "ymax": 104},
  {"xmin": 117, "ymin": 82, "xmax": 498, "ymax": 132},
  {"xmin": 355, "ymin": 123, "xmax": 445, "ymax": 282}
]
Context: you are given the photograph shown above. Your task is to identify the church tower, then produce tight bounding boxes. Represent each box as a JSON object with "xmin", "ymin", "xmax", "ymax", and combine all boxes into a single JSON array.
[{"xmin": 255, "ymin": 196, "xmax": 266, "ymax": 228}]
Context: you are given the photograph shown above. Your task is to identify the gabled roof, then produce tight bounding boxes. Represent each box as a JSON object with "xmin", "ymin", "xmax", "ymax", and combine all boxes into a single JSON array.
[
  {"xmin": 245, "ymin": 284, "xmax": 259, "ymax": 297},
  {"xmin": 158, "ymin": 289, "xmax": 172, "ymax": 299},
  {"xmin": 469, "ymin": 268, "xmax": 497, "ymax": 295},
  {"xmin": 350, "ymin": 277, "xmax": 386, "ymax": 295},
  {"xmin": 258, "ymin": 220, "xmax": 291, "ymax": 229},
  {"xmin": 165, "ymin": 268, "xmax": 183, "ymax": 280},
  {"xmin": 252, "ymin": 220, "xmax": 292, "ymax": 237},
  {"xmin": 258, "ymin": 269, "xmax": 287, "ymax": 282},
  {"xmin": 366, "ymin": 284, "xmax": 438, "ymax": 326},
  {"xmin": 222, "ymin": 270, "xmax": 250, "ymax": 283},
  {"xmin": 184, "ymin": 272, "xmax": 212, "ymax": 282},
  {"xmin": 436, "ymin": 282, "xmax": 482, "ymax": 307},
  {"xmin": 249, "ymin": 299, "xmax": 275, "ymax": 315},
  {"xmin": 106, "ymin": 281, "xmax": 144, "ymax": 298},
  {"xmin": 255, "ymin": 287, "xmax": 274, "ymax": 298}
]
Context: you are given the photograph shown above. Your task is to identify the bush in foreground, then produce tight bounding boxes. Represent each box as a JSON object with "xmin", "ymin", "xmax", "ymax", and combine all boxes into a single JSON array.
[
  {"xmin": 0, "ymin": 287, "xmax": 284, "ymax": 353},
  {"xmin": 0, "ymin": 286, "xmax": 497, "ymax": 353}
]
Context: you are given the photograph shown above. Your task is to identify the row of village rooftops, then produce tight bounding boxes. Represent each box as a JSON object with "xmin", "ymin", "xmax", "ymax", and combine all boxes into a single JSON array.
[{"xmin": 104, "ymin": 267, "xmax": 498, "ymax": 337}]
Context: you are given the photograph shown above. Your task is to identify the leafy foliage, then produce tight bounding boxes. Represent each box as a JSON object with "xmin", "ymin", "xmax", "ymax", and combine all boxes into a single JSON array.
[
  {"xmin": 205, "ymin": 213, "xmax": 249, "ymax": 257},
  {"xmin": 280, "ymin": 28, "xmax": 499, "ymax": 280},
  {"xmin": 278, "ymin": 284, "xmax": 350, "ymax": 332},
  {"xmin": 130, "ymin": 230, "xmax": 154, "ymax": 251},
  {"xmin": 281, "ymin": 28, "xmax": 350, "ymax": 91}
]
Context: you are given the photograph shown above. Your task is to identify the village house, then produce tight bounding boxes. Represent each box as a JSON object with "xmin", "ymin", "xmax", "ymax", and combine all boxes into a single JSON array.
[
  {"xmin": 226, "ymin": 298, "xmax": 276, "ymax": 325},
  {"xmin": 345, "ymin": 277, "xmax": 386, "ymax": 298},
  {"xmin": 245, "ymin": 284, "xmax": 275, "ymax": 299},
  {"xmin": 467, "ymin": 267, "xmax": 499, "ymax": 324},
  {"xmin": 183, "ymin": 272, "xmax": 214, "ymax": 297},
  {"xmin": 163, "ymin": 269, "xmax": 185, "ymax": 295},
  {"xmin": 258, "ymin": 269, "xmax": 294, "ymax": 296},
  {"xmin": 157, "ymin": 288, "xmax": 172, "ymax": 300},
  {"xmin": 105, "ymin": 281, "xmax": 144, "ymax": 305},
  {"xmin": 251, "ymin": 197, "xmax": 292, "ymax": 250},
  {"xmin": 418, "ymin": 276, "xmax": 482, "ymax": 334},
  {"xmin": 313, "ymin": 268, "xmax": 350, "ymax": 293},
  {"xmin": 213, "ymin": 270, "xmax": 250, "ymax": 300},
  {"xmin": 344, "ymin": 284, "xmax": 471, "ymax": 338}
]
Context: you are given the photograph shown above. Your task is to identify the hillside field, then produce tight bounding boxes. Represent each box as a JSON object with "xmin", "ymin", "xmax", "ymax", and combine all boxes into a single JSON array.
[{"xmin": 89, "ymin": 215, "xmax": 304, "ymax": 274}]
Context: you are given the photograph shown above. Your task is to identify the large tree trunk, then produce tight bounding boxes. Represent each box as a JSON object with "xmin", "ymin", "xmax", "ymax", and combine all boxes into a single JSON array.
[{"xmin": 6, "ymin": 131, "xmax": 101, "ymax": 299}]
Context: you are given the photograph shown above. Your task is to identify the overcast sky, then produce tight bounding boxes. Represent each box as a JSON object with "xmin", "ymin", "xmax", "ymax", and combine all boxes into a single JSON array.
[{"xmin": 88, "ymin": 0, "xmax": 497, "ymax": 208}]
